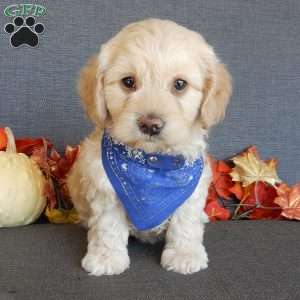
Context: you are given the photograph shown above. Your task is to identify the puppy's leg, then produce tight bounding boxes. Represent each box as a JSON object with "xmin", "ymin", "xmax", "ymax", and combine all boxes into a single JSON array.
[
  {"xmin": 161, "ymin": 174, "xmax": 210, "ymax": 275},
  {"xmin": 82, "ymin": 197, "xmax": 130, "ymax": 276}
]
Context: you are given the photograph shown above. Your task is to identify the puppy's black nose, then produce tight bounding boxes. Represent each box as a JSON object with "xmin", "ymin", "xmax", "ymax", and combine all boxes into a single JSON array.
[{"xmin": 137, "ymin": 114, "xmax": 165, "ymax": 136}]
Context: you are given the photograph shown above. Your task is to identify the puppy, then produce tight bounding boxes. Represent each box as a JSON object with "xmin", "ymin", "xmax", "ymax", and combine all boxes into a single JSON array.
[{"xmin": 67, "ymin": 18, "xmax": 232, "ymax": 276}]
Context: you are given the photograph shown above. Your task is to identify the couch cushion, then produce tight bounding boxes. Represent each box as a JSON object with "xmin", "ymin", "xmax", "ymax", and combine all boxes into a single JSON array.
[
  {"xmin": 0, "ymin": 221, "xmax": 299, "ymax": 300},
  {"xmin": 0, "ymin": 1, "xmax": 299, "ymax": 184}
]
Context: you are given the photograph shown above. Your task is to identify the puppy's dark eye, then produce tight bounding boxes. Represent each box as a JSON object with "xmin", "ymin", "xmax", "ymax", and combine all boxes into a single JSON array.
[
  {"xmin": 122, "ymin": 76, "xmax": 136, "ymax": 90},
  {"xmin": 174, "ymin": 79, "xmax": 187, "ymax": 91}
]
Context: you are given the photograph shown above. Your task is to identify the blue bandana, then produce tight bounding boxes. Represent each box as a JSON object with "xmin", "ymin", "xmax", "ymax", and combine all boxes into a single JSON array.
[{"xmin": 101, "ymin": 131, "xmax": 204, "ymax": 231}]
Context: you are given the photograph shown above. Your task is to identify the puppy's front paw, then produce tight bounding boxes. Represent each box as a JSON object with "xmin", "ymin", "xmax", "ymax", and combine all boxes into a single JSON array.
[
  {"xmin": 161, "ymin": 245, "xmax": 208, "ymax": 275},
  {"xmin": 82, "ymin": 250, "xmax": 130, "ymax": 276}
]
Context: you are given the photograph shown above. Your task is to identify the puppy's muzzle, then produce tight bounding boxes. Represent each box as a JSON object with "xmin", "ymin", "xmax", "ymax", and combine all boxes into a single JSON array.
[{"xmin": 137, "ymin": 114, "xmax": 165, "ymax": 136}]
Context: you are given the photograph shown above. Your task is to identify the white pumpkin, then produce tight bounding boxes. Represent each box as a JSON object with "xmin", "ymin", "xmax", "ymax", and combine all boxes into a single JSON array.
[{"xmin": 0, "ymin": 128, "xmax": 46, "ymax": 227}]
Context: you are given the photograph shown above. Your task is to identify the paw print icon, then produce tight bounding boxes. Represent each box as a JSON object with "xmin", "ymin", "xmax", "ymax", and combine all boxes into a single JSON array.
[{"xmin": 4, "ymin": 16, "xmax": 45, "ymax": 48}]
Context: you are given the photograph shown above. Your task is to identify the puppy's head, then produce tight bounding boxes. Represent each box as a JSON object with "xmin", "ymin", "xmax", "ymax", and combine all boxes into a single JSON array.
[{"xmin": 78, "ymin": 19, "xmax": 232, "ymax": 152}]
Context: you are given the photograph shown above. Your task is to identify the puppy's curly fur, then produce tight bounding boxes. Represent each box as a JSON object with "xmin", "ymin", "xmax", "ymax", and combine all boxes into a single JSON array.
[{"xmin": 67, "ymin": 19, "xmax": 232, "ymax": 276}]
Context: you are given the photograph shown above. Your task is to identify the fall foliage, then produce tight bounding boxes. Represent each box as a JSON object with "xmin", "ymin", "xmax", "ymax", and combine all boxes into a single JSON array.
[
  {"xmin": 206, "ymin": 146, "xmax": 299, "ymax": 221},
  {"xmin": 1, "ymin": 128, "xmax": 300, "ymax": 224}
]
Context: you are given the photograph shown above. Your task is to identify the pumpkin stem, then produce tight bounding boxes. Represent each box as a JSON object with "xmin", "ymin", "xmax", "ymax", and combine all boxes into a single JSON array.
[{"xmin": 4, "ymin": 127, "xmax": 17, "ymax": 153}]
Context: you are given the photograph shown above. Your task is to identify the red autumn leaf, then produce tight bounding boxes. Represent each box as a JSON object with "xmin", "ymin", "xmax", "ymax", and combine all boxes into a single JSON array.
[
  {"xmin": 238, "ymin": 182, "xmax": 281, "ymax": 220},
  {"xmin": 228, "ymin": 182, "xmax": 244, "ymax": 200},
  {"xmin": 209, "ymin": 155, "xmax": 234, "ymax": 200},
  {"xmin": 217, "ymin": 160, "xmax": 232, "ymax": 173},
  {"xmin": 49, "ymin": 148, "xmax": 61, "ymax": 161},
  {"xmin": 47, "ymin": 145, "xmax": 80, "ymax": 205},
  {"xmin": 48, "ymin": 145, "xmax": 79, "ymax": 180},
  {"xmin": 0, "ymin": 128, "xmax": 8, "ymax": 150},
  {"xmin": 30, "ymin": 139, "xmax": 51, "ymax": 178},
  {"xmin": 274, "ymin": 183, "xmax": 300, "ymax": 220},
  {"xmin": 205, "ymin": 184, "xmax": 231, "ymax": 221},
  {"xmin": 206, "ymin": 183, "xmax": 218, "ymax": 203},
  {"xmin": 16, "ymin": 137, "xmax": 52, "ymax": 156},
  {"xmin": 10, "ymin": 132, "xmax": 80, "ymax": 215},
  {"xmin": 205, "ymin": 199, "xmax": 231, "ymax": 221},
  {"xmin": 215, "ymin": 175, "xmax": 235, "ymax": 200}
]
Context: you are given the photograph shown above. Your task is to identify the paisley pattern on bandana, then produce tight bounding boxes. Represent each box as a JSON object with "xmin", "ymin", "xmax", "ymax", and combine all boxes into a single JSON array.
[{"xmin": 101, "ymin": 130, "xmax": 204, "ymax": 231}]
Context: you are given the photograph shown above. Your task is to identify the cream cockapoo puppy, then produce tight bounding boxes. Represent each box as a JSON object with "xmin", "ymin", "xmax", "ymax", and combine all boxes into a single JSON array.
[{"xmin": 67, "ymin": 18, "xmax": 232, "ymax": 276}]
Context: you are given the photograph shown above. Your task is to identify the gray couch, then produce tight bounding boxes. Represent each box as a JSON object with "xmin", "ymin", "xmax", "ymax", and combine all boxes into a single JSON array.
[{"xmin": 0, "ymin": 1, "xmax": 299, "ymax": 299}]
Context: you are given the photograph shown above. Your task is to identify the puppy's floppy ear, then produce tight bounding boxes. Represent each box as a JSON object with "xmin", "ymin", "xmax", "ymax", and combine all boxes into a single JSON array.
[
  {"xmin": 200, "ymin": 63, "xmax": 232, "ymax": 129},
  {"xmin": 77, "ymin": 55, "xmax": 107, "ymax": 126}
]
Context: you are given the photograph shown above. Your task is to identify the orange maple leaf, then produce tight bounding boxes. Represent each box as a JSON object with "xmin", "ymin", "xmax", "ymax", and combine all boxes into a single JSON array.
[
  {"xmin": 274, "ymin": 183, "xmax": 300, "ymax": 220},
  {"xmin": 16, "ymin": 137, "xmax": 52, "ymax": 155}
]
